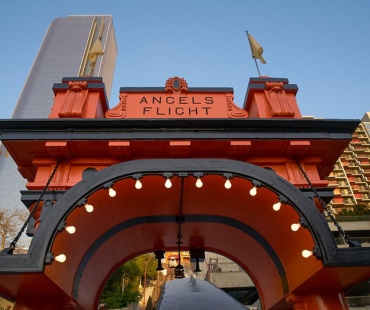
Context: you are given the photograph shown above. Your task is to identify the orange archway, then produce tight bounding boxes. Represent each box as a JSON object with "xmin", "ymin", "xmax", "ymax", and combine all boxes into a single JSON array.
[
  {"xmin": 0, "ymin": 158, "xmax": 369, "ymax": 309},
  {"xmin": 1, "ymin": 159, "xmax": 343, "ymax": 308}
]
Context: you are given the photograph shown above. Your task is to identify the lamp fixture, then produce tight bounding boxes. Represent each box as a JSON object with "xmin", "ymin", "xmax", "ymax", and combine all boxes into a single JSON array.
[
  {"xmin": 190, "ymin": 249, "xmax": 205, "ymax": 273},
  {"xmin": 175, "ymin": 263, "xmax": 185, "ymax": 279},
  {"xmin": 301, "ymin": 249, "xmax": 313, "ymax": 258},
  {"xmin": 135, "ymin": 179, "xmax": 143, "ymax": 189},
  {"xmin": 133, "ymin": 174, "xmax": 143, "ymax": 189},
  {"xmin": 109, "ymin": 188, "xmax": 116, "ymax": 197},
  {"xmin": 272, "ymin": 195, "xmax": 288, "ymax": 211},
  {"xmin": 55, "ymin": 254, "xmax": 67, "ymax": 263},
  {"xmin": 65, "ymin": 226, "xmax": 76, "ymax": 234},
  {"xmin": 45, "ymin": 252, "xmax": 67, "ymax": 264},
  {"xmin": 84, "ymin": 204, "xmax": 94, "ymax": 213},
  {"xmin": 57, "ymin": 221, "xmax": 76, "ymax": 235},
  {"xmin": 194, "ymin": 173, "xmax": 203, "ymax": 188},
  {"xmin": 291, "ymin": 218, "xmax": 308, "ymax": 232},
  {"xmin": 163, "ymin": 173, "xmax": 173, "ymax": 189},
  {"xmin": 103, "ymin": 182, "xmax": 116, "ymax": 197},
  {"xmin": 174, "ymin": 178, "xmax": 185, "ymax": 279},
  {"xmin": 45, "ymin": 252, "xmax": 67, "ymax": 265},
  {"xmin": 154, "ymin": 250, "xmax": 165, "ymax": 271},
  {"xmin": 291, "ymin": 223, "xmax": 301, "ymax": 232},
  {"xmin": 301, "ymin": 246, "xmax": 321, "ymax": 259},
  {"xmin": 249, "ymin": 180, "xmax": 262, "ymax": 196},
  {"xmin": 194, "ymin": 258, "xmax": 202, "ymax": 273},
  {"xmin": 174, "ymin": 233, "xmax": 185, "ymax": 278},
  {"xmin": 165, "ymin": 179, "xmax": 172, "ymax": 188},
  {"xmin": 273, "ymin": 201, "xmax": 282, "ymax": 211},
  {"xmin": 223, "ymin": 173, "xmax": 233, "ymax": 189},
  {"xmin": 190, "ymin": 248, "xmax": 205, "ymax": 272}
]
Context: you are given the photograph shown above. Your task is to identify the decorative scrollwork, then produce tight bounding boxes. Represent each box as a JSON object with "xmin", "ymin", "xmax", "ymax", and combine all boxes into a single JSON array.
[
  {"xmin": 58, "ymin": 82, "xmax": 88, "ymax": 118},
  {"xmin": 165, "ymin": 76, "xmax": 188, "ymax": 93},
  {"xmin": 225, "ymin": 94, "xmax": 248, "ymax": 118},
  {"xmin": 105, "ymin": 93, "xmax": 128, "ymax": 118},
  {"xmin": 264, "ymin": 82, "xmax": 295, "ymax": 117}
]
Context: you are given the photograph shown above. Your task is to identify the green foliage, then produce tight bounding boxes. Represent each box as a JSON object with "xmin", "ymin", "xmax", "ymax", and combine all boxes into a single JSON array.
[
  {"xmin": 136, "ymin": 253, "xmax": 158, "ymax": 281},
  {"xmin": 100, "ymin": 289, "xmax": 139, "ymax": 309},
  {"xmin": 99, "ymin": 254, "xmax": 158, "ymax": 308},
  {"xmin": 339, "ymin": 204, "xmax": 370, "ymax": 216}
]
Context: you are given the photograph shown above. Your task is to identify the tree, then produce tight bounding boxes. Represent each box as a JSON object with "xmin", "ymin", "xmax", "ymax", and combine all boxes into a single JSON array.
[
  {"xmin": 99, "ymin": 254, "xmax": 158, "ymax": 309},
  {"xmin": 136, "ymin": 253, "xmax": 158, "ymax": 282},
  {"xmin": 0, "ymin": 207, "xmax": 28, "ymax": 251},
  {"xmin": 339, "ymin": 204, "xmax": 370, "ymax": 216},
  {"xmin": 0, "ymin": 207, "xmax": 28, "ymax": 309}
]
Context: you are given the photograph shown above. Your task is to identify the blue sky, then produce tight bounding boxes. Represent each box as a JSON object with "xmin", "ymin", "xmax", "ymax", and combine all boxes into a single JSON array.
[{"xmin": 0, "ymin": 1, "xmax": 369, "ymax": 119}]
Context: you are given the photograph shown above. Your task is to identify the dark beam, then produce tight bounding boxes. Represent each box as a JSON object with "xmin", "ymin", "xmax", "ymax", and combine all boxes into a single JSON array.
[{"xmin": 0, "ymin": 119, "xmax": 359, "ymax": 141}]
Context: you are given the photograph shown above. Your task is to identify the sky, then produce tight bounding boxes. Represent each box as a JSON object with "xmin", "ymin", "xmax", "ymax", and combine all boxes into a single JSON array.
[{"xmin": 0, "ymin": 0, "xmax": 369, "ymax": 120}]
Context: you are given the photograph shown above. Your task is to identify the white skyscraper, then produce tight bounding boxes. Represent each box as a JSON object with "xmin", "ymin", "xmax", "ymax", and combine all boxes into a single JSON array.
[{"xmin": 0, "ymin": 15, "xmax": 117, "ymax": 213}]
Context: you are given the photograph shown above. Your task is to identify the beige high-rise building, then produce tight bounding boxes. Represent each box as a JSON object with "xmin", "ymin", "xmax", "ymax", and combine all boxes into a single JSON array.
[
  {"xmin": 0, "ymin": 16, "xmax": 117, "ymax": 215},
  {"xmin": 327, "ymin": 113, "xmax": 370, "ymax": 213}
]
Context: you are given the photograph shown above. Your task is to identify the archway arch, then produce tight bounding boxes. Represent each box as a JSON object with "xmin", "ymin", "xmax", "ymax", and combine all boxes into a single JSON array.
[{"xmin": 28, "ymin": 158, "xmax": 335, "ymax": 309}]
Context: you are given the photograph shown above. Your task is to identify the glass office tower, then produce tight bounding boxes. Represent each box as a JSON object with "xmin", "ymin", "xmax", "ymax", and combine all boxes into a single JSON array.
[
  {"xmin": 12, "ymin": 15, "xmax": 117, "ymax": 118},
  {"xmin": 0, "ymin": 16, "xmax": 117, "ymax": 218}
]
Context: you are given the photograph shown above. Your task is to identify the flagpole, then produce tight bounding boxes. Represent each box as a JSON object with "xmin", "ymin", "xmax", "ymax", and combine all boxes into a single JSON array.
[{"xmin": 254, "ymin": 59, "xmax": 261, "ymax": 76}]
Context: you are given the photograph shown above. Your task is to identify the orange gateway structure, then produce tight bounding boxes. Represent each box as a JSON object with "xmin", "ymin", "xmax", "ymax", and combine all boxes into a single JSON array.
[{"xmin": 1, "ymin": 76, "xmax": 370, "ymax": 309}]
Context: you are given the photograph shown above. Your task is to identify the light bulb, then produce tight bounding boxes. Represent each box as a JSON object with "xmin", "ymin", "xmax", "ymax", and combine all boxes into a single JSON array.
[
  {"xmin": 196, "ymin": 178, "xmax": 203, "ymax": 188},
  {"xmin": 224, "ymin": 179, "xmax": 232, "ymax": 189},
  {"xmin": 273, "ymin": 201, "xmax": 281, "ymax": 211},
  {"xmin": 291, "ymin": 223, "xmax": 301, "ymax": 232},
  {"xmin": 55, "ymin": 254, "xmax": 67, "ymax": 263},
  {"xmin": 85, "ymin": 204, "xmax": 94, "ymax": 213},
  {"xmin": 249, "ymin": 187, "xmax": 257, "ymax": 196},
  {"xmin": 165, "ymin": 178, "xmax": 172, "ymax": 189},
  {"xmin": 135, "ymin": 179, "xmax": 143, "ymax": 189},
  {"xmin": 109, "ymin": 187, "xmax": 116, "ymax": 197},
  {"xmin": 65, "ymin": 226, "xmax": 76, "ymax": 234},
  {"xmin": 302, "ymin": 250, "xmax": 313, "ymax": 258}
]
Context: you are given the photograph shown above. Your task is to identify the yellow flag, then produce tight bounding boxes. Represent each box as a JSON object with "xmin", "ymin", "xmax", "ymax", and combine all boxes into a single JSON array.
[{"xmin": 247, "ymin": 32, "xmax": 266, "ymax": 64}]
